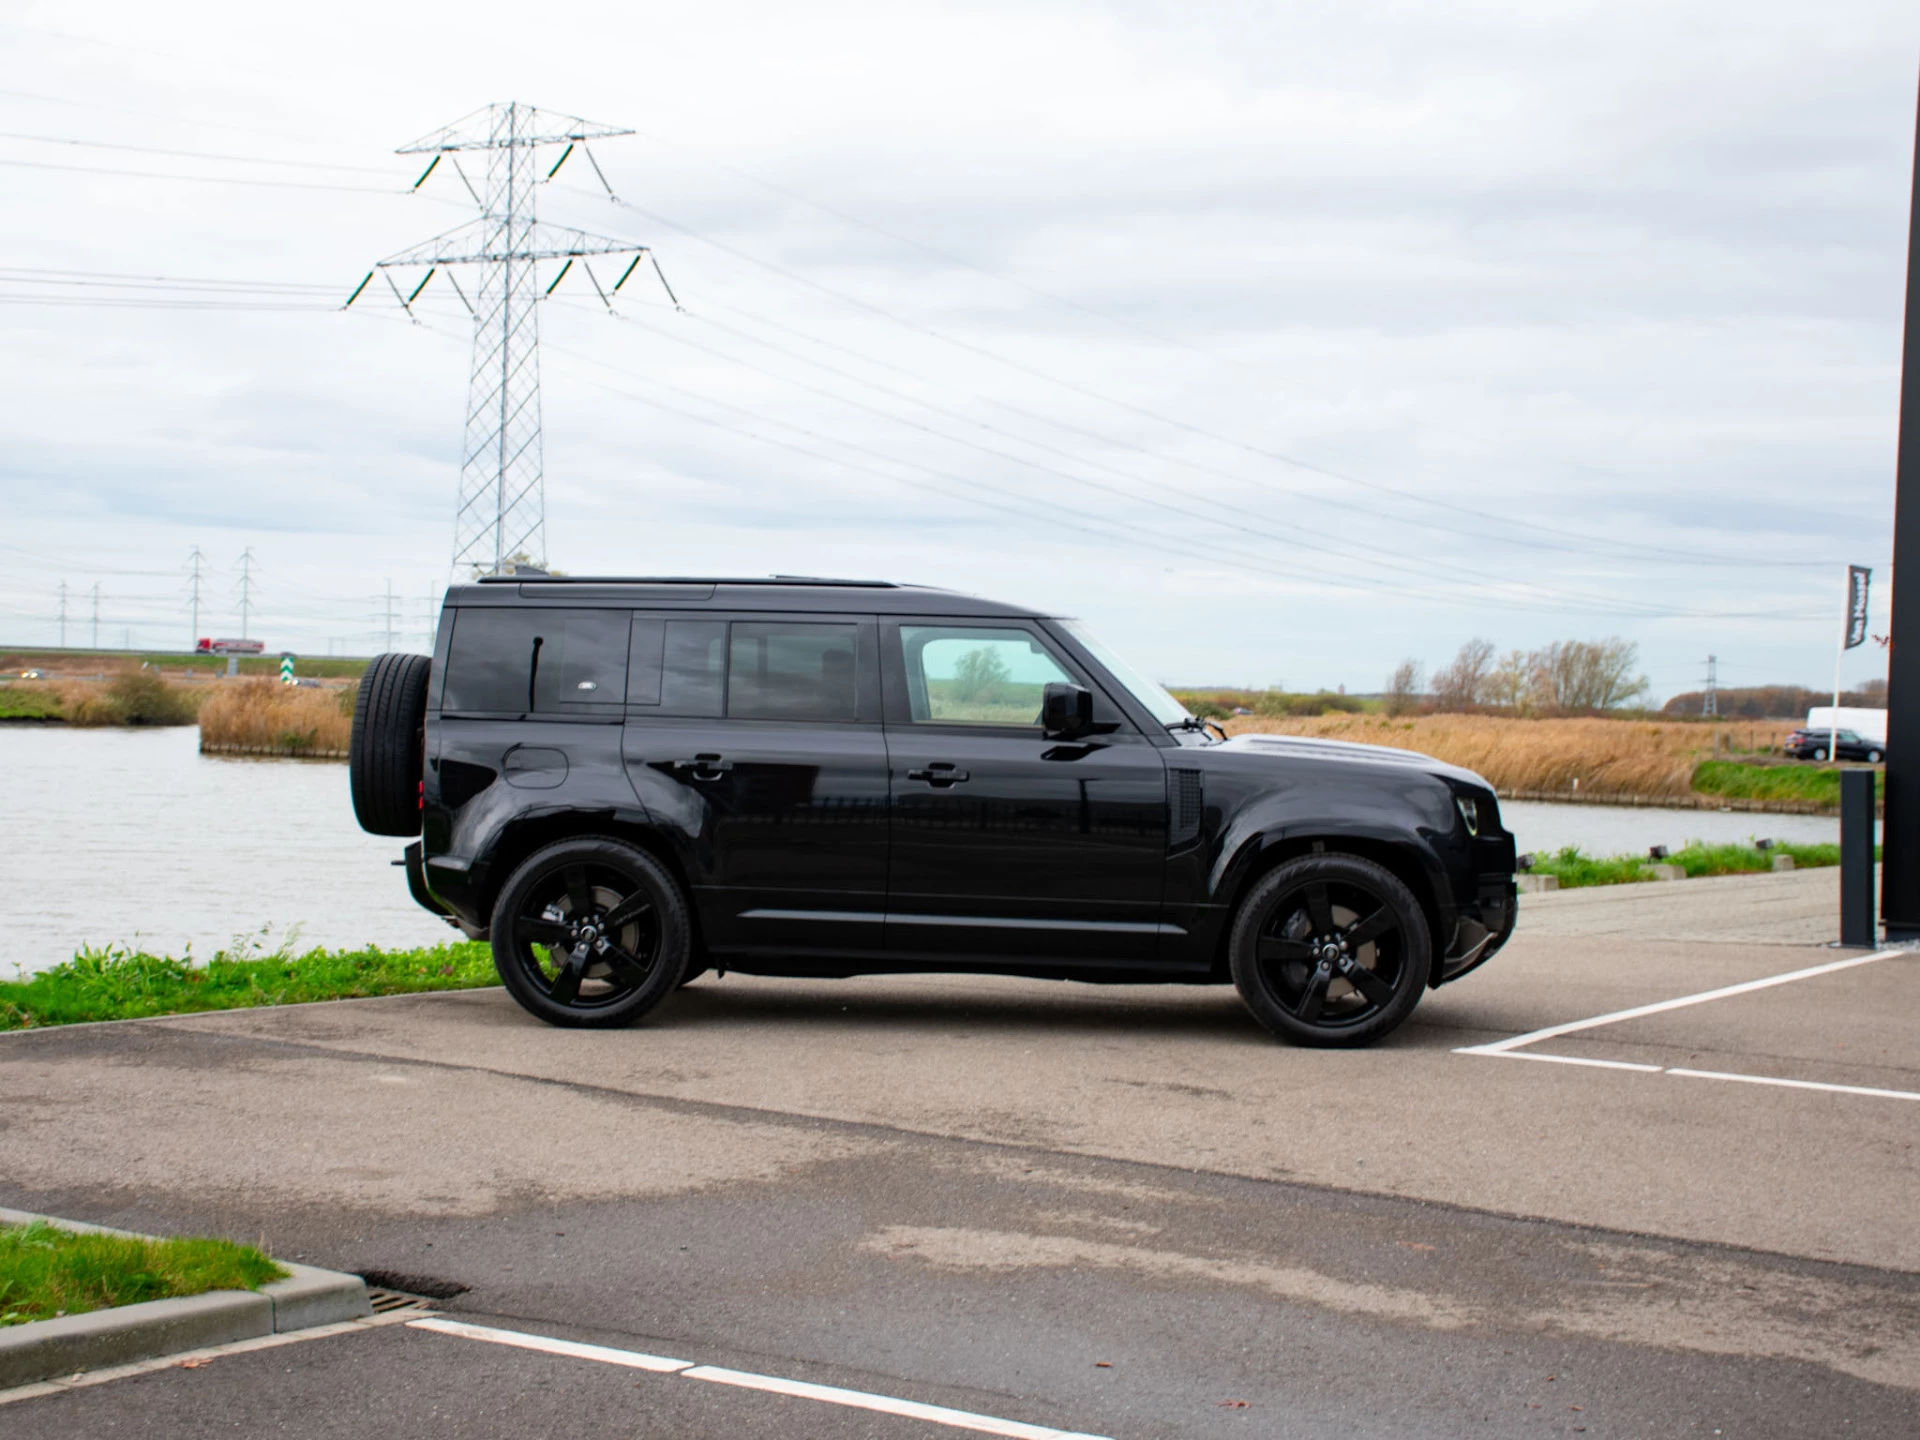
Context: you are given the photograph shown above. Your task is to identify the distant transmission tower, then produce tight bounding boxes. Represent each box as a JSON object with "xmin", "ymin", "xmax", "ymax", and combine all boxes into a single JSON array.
[
  {"xmin": 187, "ymin": 546, "xmax": 205, "ymax": 647},
  {"xmin": 90, "ymin": 583, "xmax": 100, "ymax": 650},
  {"xmin": 56, "ymin": 581, "xmax": 67, "ymax": 648},
  {"xmin": 381, "ymin": 579, "xmax": 398, "ymax": 652},
  {"xmin": 236, "ymin": 549, "xmax": 256, "ymax": 640},
  {"xmin": 1702, "ymin": 654, "xmax": 1718, "ymax": 717},
  {"xmin": 350, "ymin": 102, "xmax": 676, "ymax": 577}
]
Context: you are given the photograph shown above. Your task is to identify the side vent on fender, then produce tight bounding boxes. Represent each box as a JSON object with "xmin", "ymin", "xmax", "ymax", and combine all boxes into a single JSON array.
[{"xmin": 1169, "ymin": 767, "xmax": 1204, "ymax": 850}]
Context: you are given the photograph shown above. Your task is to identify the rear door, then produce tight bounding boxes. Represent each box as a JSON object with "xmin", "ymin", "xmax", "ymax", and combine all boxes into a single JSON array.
[
  {"xmin": 622, "ymin": 613, "xmax": 890, "ymax": 957},
  {"xmin": 880, "ymin": 619, "xmax": 1170, "ymax": 963}
]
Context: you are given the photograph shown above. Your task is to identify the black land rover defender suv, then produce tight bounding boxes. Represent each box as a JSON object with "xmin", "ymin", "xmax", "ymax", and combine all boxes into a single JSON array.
[{"xmin": 350, "ymin": 577, "xmax": 1515, "ymax": 1045}]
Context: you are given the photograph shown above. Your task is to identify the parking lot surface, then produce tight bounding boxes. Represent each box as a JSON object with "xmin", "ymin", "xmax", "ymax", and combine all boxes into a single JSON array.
[{"xmin": 3, "ymin": 871, "xmax": 1915, "ymax": 1435}]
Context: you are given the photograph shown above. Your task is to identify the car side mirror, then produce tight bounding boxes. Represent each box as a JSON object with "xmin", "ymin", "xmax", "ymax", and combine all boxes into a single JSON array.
[{"xmin": 1041, "ymin": 682, "xmax": 1093, "ymax": 738}]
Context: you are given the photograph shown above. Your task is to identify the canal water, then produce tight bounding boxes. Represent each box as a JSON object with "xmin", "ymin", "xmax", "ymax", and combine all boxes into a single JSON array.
[{"xmin": 0, "ymin": 726, "xmax": 1859, "ymax": 979}]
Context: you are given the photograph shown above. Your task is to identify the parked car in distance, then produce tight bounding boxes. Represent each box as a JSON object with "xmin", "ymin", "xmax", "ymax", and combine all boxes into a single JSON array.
[
  {"xmin": 1785, "ymin": 728, "xmax": 1885, "ymax": 763},
  {"xmin": 348, "ymin": 577, "xmax": 1517, "ymax": 1046},
  {"xmin": 17, "ymin": 668, "xmax": 47, "ymax": 679}
]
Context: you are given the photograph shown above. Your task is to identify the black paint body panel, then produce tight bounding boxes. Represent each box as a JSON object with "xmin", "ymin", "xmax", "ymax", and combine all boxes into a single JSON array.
[{"xmin": 409, "ymin": 580, "xmax": 1516, "ymax": 986}]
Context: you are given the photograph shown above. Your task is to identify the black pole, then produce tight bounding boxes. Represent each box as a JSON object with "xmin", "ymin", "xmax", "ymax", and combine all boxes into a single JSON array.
[
  {"xmin": 1882, "ymin": 73, "xmax": 1920, "ymax": 941},
  {"xmin": 1842, "ymin": 768, "xmax": 1877, "ymax": 946}
]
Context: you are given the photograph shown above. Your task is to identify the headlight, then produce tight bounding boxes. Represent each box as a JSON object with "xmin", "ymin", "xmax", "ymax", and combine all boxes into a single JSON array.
[{"xmin": 1455, "ymin": 794, "xmax": 1481, "ymax": 837}]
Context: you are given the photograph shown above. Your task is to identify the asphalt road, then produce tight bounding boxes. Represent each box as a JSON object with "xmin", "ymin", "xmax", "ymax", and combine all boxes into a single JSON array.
[{"xmin": 3, "ymin": 872, "xmax": 1916, "ymax": 1437}]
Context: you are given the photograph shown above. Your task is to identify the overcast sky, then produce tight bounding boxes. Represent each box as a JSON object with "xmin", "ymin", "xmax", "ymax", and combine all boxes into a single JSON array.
[{"xmin": 2, "ymin": 1, "xmax": 1915, "ymax": 700}]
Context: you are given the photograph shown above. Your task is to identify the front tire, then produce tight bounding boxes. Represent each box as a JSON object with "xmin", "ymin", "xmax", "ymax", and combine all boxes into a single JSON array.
[
  {"xmin": 1229, "ymin": 854, "xmax": 1432, "ymax": 1047},
  {"xmin": 490, "ymin": 838, "xmax": 691, "ymax": 1028},
  {"xmin": 1867, "ymin": 749, "xmax": 1883, "ymax": 763}
]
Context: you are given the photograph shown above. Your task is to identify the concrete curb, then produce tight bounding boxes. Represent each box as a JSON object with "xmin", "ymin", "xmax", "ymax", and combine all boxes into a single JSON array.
[{"xmin": 0, "ymin": 1208, "xmax": 371, "ymax": 1389}]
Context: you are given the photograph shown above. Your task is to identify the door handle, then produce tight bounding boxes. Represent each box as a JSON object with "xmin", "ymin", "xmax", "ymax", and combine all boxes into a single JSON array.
[
  {"xmin": 907, "ymin": 765, "xmax": 969, "ymax": 787},
  {"xmin": 671, "ymin": 754, "xmax": 733, "ymax": 780}
]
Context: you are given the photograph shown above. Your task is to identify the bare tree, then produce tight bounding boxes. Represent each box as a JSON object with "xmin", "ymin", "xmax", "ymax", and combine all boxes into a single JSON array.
[
  {"xmin": 1531, "ymin": 638, "xmax": 1647, "ymax": 712},
  {"xmin": 1430, "ymin": 638, "xmax": 1495, "ymax": 711},
  {"xmin": 1484, "ymin": 649, "xmax": 1533, "ymax": 712},
  {"xmin": 1383, "ymin": 658, "xmax": 1424, "ymax": 717}
]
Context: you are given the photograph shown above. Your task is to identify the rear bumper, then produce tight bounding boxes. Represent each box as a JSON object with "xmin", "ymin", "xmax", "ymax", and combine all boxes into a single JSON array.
[{"xmin": 404, "ymin": 842, "xmax": 484, "ymax": 937}]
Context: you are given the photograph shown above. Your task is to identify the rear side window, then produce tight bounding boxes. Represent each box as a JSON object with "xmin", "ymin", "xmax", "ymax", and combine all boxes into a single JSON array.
[
  {"xmin": 728, "ymin": 622, "xmax": 858, "ymax": 721},
  {"xmin": 442, "ymin": 608, "xmax": 628, "ymax": 714}
]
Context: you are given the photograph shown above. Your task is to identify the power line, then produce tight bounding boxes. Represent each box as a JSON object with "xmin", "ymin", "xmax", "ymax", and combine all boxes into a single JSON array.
[
  {"xmin": 0, "ymin": 155, "xmax": 408, "ymax": 193},
  {"xmin": 0, "ymin": 130, "xmax": 393, "ymax": 175},
  {"xmin": 597, "ymin": 297, "xmax": 1813, "ymax": 600},
  {"xmin": 577, "ymin": 183, "xmax": 1839, "ymax": 572},
  {"xmin": 523, "ymin": 320, "xmax": 1804, "ymax": 622},
  {"xmin": 532, "ymin": 309, "xmax": 1802, "ymax": 622}
]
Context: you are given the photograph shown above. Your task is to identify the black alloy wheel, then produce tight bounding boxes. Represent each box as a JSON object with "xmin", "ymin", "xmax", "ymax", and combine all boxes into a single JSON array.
[
  {"xmin": 489, "ymin": 837, "xmax": 691, "ymax": 1028},
  {"xmin": 1228, "ymin": 853, "xmax": 1432, "ymax": 1047}
]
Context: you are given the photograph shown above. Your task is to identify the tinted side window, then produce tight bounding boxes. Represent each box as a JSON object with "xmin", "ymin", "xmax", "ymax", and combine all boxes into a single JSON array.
[
  {"xmin": 728, "ymin": 622, "xmax": 858, "ymax": 721},
  {"xmin": 899, "ymin": 625, "xmax": 1073, "ymax": 726},
  {"xmin": 660, "ymin": 619, "xmax": 726, "ymax": 717},
  {"xmin": 442, "ymin": 608, "xmax": 627, "ymax": 714}
]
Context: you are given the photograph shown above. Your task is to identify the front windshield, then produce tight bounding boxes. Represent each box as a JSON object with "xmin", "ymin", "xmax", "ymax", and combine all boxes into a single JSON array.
[{"xmin": 1060, "ymin": 619, "xmax": 1192, "ymax": 727}]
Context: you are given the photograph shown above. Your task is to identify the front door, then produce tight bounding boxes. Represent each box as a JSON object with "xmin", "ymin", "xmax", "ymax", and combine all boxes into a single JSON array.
[
  {"xmin": 881, "ymin": 620, "xmax": 1169, "ymax": 963},
  {"xmin": 622, "ymin": 614, "xmax": 890, "ymax": 957}
]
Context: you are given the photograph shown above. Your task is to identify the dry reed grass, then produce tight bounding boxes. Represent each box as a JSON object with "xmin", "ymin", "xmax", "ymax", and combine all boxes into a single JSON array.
[
  {"xmin": 197, "ymin": 678, "xmax": 352, "ymax": 753},
  {"xmin": 56, "ymin": 673, "xmax": 202, "ymax": 727},
  {"xmin": 1223, "ymin": 713, "xmax": 1797, "ymax": 799}
]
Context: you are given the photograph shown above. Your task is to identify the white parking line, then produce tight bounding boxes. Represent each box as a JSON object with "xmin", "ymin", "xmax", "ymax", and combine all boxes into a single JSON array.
[
  {"xmin": 407, "ymin": 1318, "xmax": 1112, "ymax": 1440},
  {"xmin": 407, "ymin": 1316, "xmax": 690, "ymax": 1371},
  {"xmin": 1455, "ymin": 949, "xmax": 1920, "ymax": 1102},
  {"xmin": 1456, "ymin": 951, "xmax": 1895, "ymax": 1056}
]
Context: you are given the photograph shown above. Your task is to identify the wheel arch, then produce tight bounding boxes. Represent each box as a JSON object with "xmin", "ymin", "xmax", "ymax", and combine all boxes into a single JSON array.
[
  {"xmin": 472, "ymin": 813, "xmax": 704, "ymax": 955},
  {"xmin": 1210, "ymin": 831, "xmax": 1450, "ymax": 983}
]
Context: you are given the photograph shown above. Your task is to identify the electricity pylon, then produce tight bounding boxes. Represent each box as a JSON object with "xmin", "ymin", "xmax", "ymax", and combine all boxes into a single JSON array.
[{"xmin": 354, "ymin": 102, "xmax": 675, "ymax": 578}]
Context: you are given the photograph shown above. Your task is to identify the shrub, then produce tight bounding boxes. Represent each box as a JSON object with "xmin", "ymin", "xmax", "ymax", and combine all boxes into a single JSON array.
[{"xmin": 198, "ymin": 678, "xmax": 352, "ymax": 753}]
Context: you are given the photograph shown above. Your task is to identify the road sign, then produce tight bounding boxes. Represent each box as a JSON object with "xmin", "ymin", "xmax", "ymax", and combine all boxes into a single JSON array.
[{"xmin": 280, "ymin": 655, "xmax": 295, "ymax": 686}]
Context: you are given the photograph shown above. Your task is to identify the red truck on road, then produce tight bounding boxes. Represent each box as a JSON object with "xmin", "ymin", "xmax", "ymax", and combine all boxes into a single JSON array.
[{"xmin": 195, "ymin": 638, "xmax": 266, "ymax": 655}]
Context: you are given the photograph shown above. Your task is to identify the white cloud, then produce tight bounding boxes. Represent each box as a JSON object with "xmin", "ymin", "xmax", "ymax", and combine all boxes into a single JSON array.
[{"xmin": 0, "ymin": 0, "xmax": 1910, "ymax": 697}]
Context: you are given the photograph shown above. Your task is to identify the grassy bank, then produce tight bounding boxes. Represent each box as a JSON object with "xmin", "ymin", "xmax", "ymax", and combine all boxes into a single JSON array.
[
  {"xmin": 0, "ymin": 940, "xmax": 497, "ymax": 1031},
  {"xmin": 1527, "ymin": 839, "xmax": 1866, "ymax": 888},
  {"xmin": 1691, "ymin": 759, "xmax": 1883, "ymax": 807},
  {"xmin": 0, "ymin": 1219, "xmax": 285, "ymax": 1327},
  {"xmin": 2, "ymin": 648, "xmax": 371, "ymax": 680},
  {"xmin": 0, "ymin": 674, "xmax": 203, "ymax": 727},
  {"xmin": 197, "ymin": 677, "xmax": 354, "ymax": 754},
  {"xmin": 0, "ymin": 686, "xmax": 65, "ymax": 721}
]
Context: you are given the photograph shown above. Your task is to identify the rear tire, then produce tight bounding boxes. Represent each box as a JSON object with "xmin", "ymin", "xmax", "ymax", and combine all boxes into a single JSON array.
[
  {"xmin": 490, "ymin": 837, "xmax": 691, "ymax": 1029},
  {"xmin": 1229, "ymin": 854, "xmax": 1432, "ymax": 1047},
  {"xmin": 1813, "ymin": 748, "xmax": 1828, "ymax": 762},
  {"xmin": 349, "ymin": 653, "xmax": 430, "ymax": 837}
]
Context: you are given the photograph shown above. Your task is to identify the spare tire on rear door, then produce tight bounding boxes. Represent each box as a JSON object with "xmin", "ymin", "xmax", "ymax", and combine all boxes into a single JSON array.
[{"xmin": 350, "ymin": 652, "xmax": 431, "ymax": 837}]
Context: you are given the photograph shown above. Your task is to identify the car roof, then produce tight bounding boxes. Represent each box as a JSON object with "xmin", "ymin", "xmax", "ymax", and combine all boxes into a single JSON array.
[{"xmin": 445, "ymin": 576, "xmax": 1047, "ymax": 619}]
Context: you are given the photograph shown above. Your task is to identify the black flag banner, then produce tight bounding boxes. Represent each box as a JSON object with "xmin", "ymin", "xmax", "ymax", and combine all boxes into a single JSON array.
[{"xmin": 1846, "ymin": 565, "xmax": 1872, "ymax": 650}]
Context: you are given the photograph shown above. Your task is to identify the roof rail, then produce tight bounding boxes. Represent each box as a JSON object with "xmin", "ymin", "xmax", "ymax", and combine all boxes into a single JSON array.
[{"xmin": 475, "ymin": 575, "xmax": 901, "ymax": 588}]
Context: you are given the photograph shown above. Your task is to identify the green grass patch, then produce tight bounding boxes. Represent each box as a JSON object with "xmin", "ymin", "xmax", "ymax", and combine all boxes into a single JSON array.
[
  {"xmin": 1527, "ymin": 839, "xmax": 1871, "ymax": 889},
  {"xmin": 1, "ymin": 649, "xmax": 371, "ymax": 679},
  {"xmin": 0, "ymin": 1219, "xmax": 286, "ymax": 1327},
  {"xmin": 0, "ymin": 940, "xmax": 498, "ymax": 1031},
  {"xmin": 1692, "ymin": 759, "xmax": 1883, "ymax": 807},
  {"xmin": 0, "ymin": 686, "xmax": 64, "ymax": 720}
]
